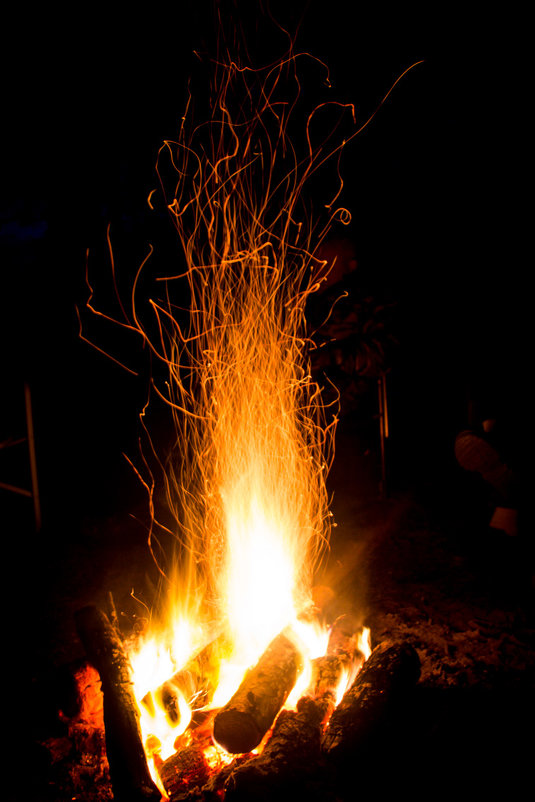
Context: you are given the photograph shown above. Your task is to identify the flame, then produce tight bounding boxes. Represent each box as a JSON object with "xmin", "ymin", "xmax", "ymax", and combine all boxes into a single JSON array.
[
  {"xmin": 123, "ymin": 53, "xmax": 347, "ymax": 713},
  {"xmin": 358, "ymin": 626, "xmax": 372, "ymax": 662},
  {"xmin": 81, "ymin": 43, "xmax": 408, "ymax": 788},
  {"xmin": 340, "ymin": 626, "xmax": 372, "ymax": 703}
]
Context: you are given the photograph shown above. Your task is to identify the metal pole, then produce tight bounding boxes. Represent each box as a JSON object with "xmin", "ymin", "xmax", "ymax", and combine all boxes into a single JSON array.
[
  {"xmin": 377, "ymin": 374, "xmax": 389, "ymax": 498},
  {"xmin": 0, "ymin": 480, "xmax": 32, "ymax": 498},
  {"xmin": 381, "ymin": 372, "xmax": 389, "ymax": 440},
  {"xmin": 24, "ymin": 383, "xmax": 42, "ymax": 532}
]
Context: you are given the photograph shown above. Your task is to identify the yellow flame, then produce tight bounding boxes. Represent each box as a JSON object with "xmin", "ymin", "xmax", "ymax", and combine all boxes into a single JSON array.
[
  {"xmin": 224, "ymin": 495, "xmax": 299, "ymax": 662},
  {"xmin": 335, "ymin": 626, "xmax": 372, "ymax": 704},
  {"xmin": 358, "ymin": 626, "xmax": 372, "ymax": 662}
]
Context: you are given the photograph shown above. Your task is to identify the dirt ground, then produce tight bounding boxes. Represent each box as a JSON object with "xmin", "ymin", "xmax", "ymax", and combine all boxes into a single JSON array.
[{"xmin": 19, "ymin": 416, "xmax": 534, "ymax": 801}]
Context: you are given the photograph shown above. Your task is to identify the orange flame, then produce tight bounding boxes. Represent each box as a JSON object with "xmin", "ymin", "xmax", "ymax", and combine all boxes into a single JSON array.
[
  {"xmin": 127, "ymin": 60, "xmax": 334, "ymax": 774},
  {"xmin": 122, "ymin": 53, "xmax": 353, "ymax": 777},
  {"xmin": 130, "ymin": 57, "xmax": 344, "ymax": 637},
  {"xmin": 80, "ymin": 42, "xmax": 422, "ymax": 788}
]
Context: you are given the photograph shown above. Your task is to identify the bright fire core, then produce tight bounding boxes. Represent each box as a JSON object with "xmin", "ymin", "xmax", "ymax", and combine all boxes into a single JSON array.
[{"xmin": 87, "ymin": 49, "xmax": 374, "ymax": 791}]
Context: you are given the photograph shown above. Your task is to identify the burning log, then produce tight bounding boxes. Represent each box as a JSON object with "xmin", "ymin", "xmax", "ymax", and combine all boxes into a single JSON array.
[
  {"xmin": 213, "ymin": 630, "xmax": 304, "ymax": 754},
  {"xmin": 143, "ymin": 632, "xmax": 230, "ymax": 726},
  {"xmin": 307, "ymin": 614, "xmax": 364, "ymax": 722},
  {"xmin": 74, "ymin": 605, "xmax": 161, "ymax": 802},
  {"xmin": 308, "ymin": 653, "xmax": 350, "ymax": 726},
  {"xmin": 158, "ymin": 744, "xmax": 210, "ymax": 800},
  {"xmin": 326, "ymin": 613, "xmax": 360, "ymax": 656},
  {"xmin": 322, "ymin": 639, "xmax": 421, "ymax": 762},
  {"xmin": 312, "ymin": 615, "xmax": 363, "ymax": 691},
  {"xmin": 224, "ymin": 696, "xmax": 328, "ymax": 801}
]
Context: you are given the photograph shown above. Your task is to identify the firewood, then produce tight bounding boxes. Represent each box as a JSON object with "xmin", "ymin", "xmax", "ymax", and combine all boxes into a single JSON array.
[
  {"xmin": 307, "ymin": 654, "xmax": 345, "ymax": 724},
  {"xmin": 326, "ymin": 613, "xmax": 360, "ymax": 657},
  {"xmin": 213, "ymin": 630, "xmax": 304, "ymax": 754},
  {"xmin": 142, "ymin": 632, "xmax": 230, "ymax": 726},
  {"xmin": 322, "ymin": 639, "xmax": 420, "ymax": 762},
  {"xmin": 224, "ymin": 696, "xmax": 331, "ymax": 802},
  {"xmin": 305, "ymin": 615, "xmax": 365, "ymax": 723},
  {"xmin": 74, "ymin": 605, "xmax": 161, "ymax": 802},
  {"xmin": 159, "ymin": 743, "xmax": 209, "ymax": 801},
  {"xmin": 310, "ymin": 615, "xmax": 362, "ymax": 693}
]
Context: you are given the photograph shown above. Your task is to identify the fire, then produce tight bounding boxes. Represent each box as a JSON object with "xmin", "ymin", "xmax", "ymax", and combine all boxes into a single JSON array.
[
  {"xmin": 80, "ymin": 40, "xmax": 410, "ymax": 795},
  {"xmin": 123, "ymin": 52, "xmax": 348, "ymax": 742}
]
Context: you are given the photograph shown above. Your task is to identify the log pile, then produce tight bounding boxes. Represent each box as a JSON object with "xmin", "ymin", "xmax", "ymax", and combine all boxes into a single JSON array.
[{"xmin": 76, "ymin": 606, "xmax": 421, "ymax": 802}]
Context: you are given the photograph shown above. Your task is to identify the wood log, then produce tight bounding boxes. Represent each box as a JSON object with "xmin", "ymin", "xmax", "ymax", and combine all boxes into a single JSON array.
[
  {"xmin": 224, "ymin": 696, "xmax": 331, "ymax": 802},
  {"xmin": 142, "ymin": 633, "xmax": 230, "ymax": 726},
  {"xmin": 158, "ymin": 744, "xmax": 209, "ymax": 801},
  {"xmin": 307, "ymin": 654, "xmax": 345, "ymax": 724},
  {"xmin": 213, "ymin": 630, "xmax": 304, "ymax": 754},
  {"xmin": 74, "ymin": 605, "xmax": 161, "ymax": 802},
  {"xmin": 306, "ymin": 615, "xmax": 365, "ymax": 724},
  {"xmin": 326, "ymin": 613, "xmax": 360, "ymax": 656},
  {"xmin": 310, "ymin": 615, "xmax": 361, "ymax": 693},
  {"xmin": 322, "ymin": 639, "xmax": 420, "ymax": 762}
]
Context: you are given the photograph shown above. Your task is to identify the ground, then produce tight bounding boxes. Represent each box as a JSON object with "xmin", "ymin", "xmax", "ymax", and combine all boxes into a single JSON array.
[{"xmin": 19, "ymin": 415, "xmax": 534, "ymax": 801}]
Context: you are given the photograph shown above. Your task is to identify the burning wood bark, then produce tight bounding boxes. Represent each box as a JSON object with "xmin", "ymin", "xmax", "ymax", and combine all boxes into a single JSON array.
[
  {"xmin": 159, "ymin": 744, "xmax": 210, "ymax": 799},
  {"xmin": 209, "ymin": 620, "xmax": 368, "ymax": 799},
  {"xmin": 74, "ymin": 605, "xmax": 161, "ymax": 802},
  {"xmin": 213, "ymin": 630, "xmax": 304, "ymax": 754},
  {"xmin": 143, "ymin": 632, "xmax": 229, "ymax": 725},
  {"xmin": 322, "ymin": 639, "xmax": 421, "ymax": 762},
  {"xmin": 73, "ymin": 600, "xmax": 420, "ymax": 802},
  {"xmin": 308, "ymin": 614, "xmax": 365, "ymax": 718}
]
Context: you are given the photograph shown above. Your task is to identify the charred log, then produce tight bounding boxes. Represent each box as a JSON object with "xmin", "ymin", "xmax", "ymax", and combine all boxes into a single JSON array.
[
  {"xmin": 224, "ymin": 696, "xmax": 334, "ymax": 802},
  {"xmin": 322, "ymin": 639, "xmax": 420, "ymax": 762},
  {"xmin": 159, "ymin": 744, "xmax": 209, "ymax": 801},
  {"xmin": 74, "ymin": 605, "xmax": 161, "ymax": 802},
  {"xmin": 201, "ymin": 754, "xmax": 251, "ymax": 800},
  {"xmin": 213, "ymin": 630, "xmax": 303, "ymax": 754}
]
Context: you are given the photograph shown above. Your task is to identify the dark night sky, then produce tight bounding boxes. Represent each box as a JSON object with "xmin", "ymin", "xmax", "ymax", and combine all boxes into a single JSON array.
[{"xmin": 1, "ymin": 2, "xmax": 526, "ymax": 525}]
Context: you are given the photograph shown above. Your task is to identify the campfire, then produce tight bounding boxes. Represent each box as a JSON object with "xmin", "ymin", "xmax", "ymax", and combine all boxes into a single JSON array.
[
  {"xmin": 75, "ymin": 604, "xmax": 419, "ymax": 801},
  {"xmin": 73, "ymin": 38, "xmax": 422, "ymax": 802}
]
